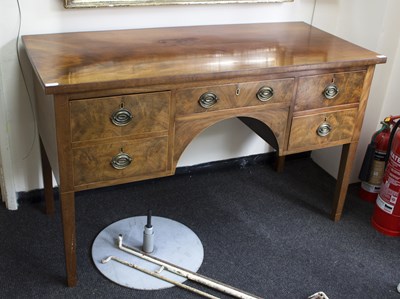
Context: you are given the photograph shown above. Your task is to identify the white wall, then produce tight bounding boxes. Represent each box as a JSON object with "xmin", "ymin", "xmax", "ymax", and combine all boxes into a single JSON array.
[
  {"xmin": 311, "ymin": 0, "xmax": 400, "ymax": 182},
  {"xmin": 0, "ymin": 0, "xmax": 397, "ymax": 209}
]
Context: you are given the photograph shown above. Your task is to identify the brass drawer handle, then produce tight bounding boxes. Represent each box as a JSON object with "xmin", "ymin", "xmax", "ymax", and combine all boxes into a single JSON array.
[
  {"xmin": 198, "ymin": 92, "xmax": 218, "ymax": 109},
  {"xmin": 111, "ymin": 150, "xmax": 133, "ymax": 170},
  {"xmin": 323, "ymin": 83, "xmax": 339, "ymax": 99},
  {"xmin": 110, "ymin": 104, "xmax": 133, "ymax": 126},
  {"xmin": 317, "ymin": 122, "xmax": 332, "ymax": 137},
  {"xmin": 257, "ymin": 86, "xmax": 274, "ymax": 102}
]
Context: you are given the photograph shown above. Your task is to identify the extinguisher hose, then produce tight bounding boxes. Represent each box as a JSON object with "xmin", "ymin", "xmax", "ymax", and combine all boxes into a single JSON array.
[{"xmin": 385, "ymin": 119, "xmax": 400, "ymax": 168}]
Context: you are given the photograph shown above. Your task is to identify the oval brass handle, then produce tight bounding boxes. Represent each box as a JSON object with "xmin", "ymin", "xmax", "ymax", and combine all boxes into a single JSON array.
[
  {"xmin": 316, "ymin": 122, "xmax": 332, "ymax": 137},
  {"xmin": 110, "ymin": 106, "xmax": 133, "ymax": 126},
  {"xmin": 257, "ymin": 86, "xmax": 274, "ymax": 102},
  {"xmin": 198, "ymin": 92, "xmax": 218, "ymax": 109},
  {"xmin": 323, "ymin": 84, "xmax": 339, "ymax": 99},
  {"xmin": 111, "ymin": 151, "xmax": 133, "ymax": 170}
]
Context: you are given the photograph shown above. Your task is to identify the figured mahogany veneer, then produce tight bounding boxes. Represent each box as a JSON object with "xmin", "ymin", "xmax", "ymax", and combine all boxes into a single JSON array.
[
  {"xmin": 289, "ymin": 108, "xmax": 358, "ymax": 150},
  {"xmin": 294, "ymin": 71, "xmax": 365, "ymax": 111},
  {"xmin": 70, "ymin": 91, "xmax": 171, "ymax": 142},
  {"xmin": 22, "ymin": 22, "xmax": 386, "ymax": 287},
  {"xmin": 175, "ymin": 78, "xmax": 294, "ymax": 115}
]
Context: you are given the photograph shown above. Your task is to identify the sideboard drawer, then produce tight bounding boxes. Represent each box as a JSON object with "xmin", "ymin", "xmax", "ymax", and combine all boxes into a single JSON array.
[
  {"xmin": 175, "ymin": 84, "xmax": 235, "ymax": 115},
  {"xmin": 288, "ymin": 108, "xmax": 358, "ymax": 150},
  {"xmin": 72, "ymin": 136, "xmax": 168, "ymax": 186},
  {"xmin": 175, "ymin": 78, "xmax": 294, "ymax": 116},
  {"xmin": 294, "ymin": 71, "xmax": 365, "ymax": 111},
  {"xmin": 70, "ymin": 91, "xmax": 171, "ymax": 142},
  {"xmin": 236, "ymin": 78, "xmax": 294, "ymax": 107}
]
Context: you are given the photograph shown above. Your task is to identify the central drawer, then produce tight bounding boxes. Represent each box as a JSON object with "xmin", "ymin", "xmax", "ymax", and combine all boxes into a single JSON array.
[
  {"xmin": 175, "ymin": 78, "xmax": 294, "ymax": 116},
  {"xmin": 72, "ymin": 136, "xmax": 168, "ymax": 186}
]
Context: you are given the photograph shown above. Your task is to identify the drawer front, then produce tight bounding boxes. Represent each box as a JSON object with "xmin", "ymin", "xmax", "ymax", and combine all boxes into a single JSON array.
[
  {"xmin": 175, "ymin": 78, "xmax": 294, "ymax": 116},
  {"xmin": 73, "ymin": 137, "xmax": 168, "ymax": 186},
  {"xmin": 236, "ymin": 78, "xmax": 294, "ymax": 107},
  {"xmin": 295, "ymin": 71, "xmax": 365, "ymax": 111},
  {"xmin": 175, "ymin": 84, "xmax": 235, "ymax": 115},
  {"xmin": 288, "ymin": 109, "xmax": 358, "ymax": 150},
  {"xmin": 70, "ymin": 91, "xmax": 170, "ymax": 142}
]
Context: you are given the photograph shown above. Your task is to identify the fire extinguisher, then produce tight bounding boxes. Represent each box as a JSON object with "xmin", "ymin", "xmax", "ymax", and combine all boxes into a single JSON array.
[
  {"xmin": 358, "ymin": 116, "xmax": 400, "ymax": 202},
  {"xmin": 371, "ymin": 118, "xmax": 400, "ymax": 236}
]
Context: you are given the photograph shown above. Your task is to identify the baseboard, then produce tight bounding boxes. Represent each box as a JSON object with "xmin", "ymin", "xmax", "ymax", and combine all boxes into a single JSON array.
[
  {"xmin": 17, "ymin": 151, "xmax": 311, "ymax": 205},
  {"xmin": 17, "ymin": 187, "xmax": 59, "ymax": 205},
  {"xmin": 175, "ymin": 151, "xmax": 311, "ymax": 175}
]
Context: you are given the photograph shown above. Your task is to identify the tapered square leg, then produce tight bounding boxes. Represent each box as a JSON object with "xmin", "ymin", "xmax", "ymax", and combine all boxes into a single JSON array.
[
  {"xmin": 275, "ymin": 155, "xmax": 285, "ymax": 173},
  {"xmin": 331, "ymin": 143, "xmax": 358, "ymax": 221},
  {"xmin": 39, "ymin": 137, "xmax": 55, "ymax": 216},
  {"xmin": 60, "ymin": 192, "xmax": 77, "ymax": 287}
]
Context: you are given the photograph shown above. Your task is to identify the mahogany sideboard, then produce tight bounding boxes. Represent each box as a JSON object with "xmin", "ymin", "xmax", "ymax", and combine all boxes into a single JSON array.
[{"xmin": 23, "ymin": 22, "xmax": 386, "ymax": 286}]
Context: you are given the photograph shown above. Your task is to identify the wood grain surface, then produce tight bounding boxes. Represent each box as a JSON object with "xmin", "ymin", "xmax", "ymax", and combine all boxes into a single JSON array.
[
  {"xmin": 22, "ymin": 22, "xmax": 386, "ymax": 94},
  {"xmin": 175, "ymin": 78, "xmax": 294, "ymax": 115},
  {"xmin": 73, "ymin": 136, "xmax": 168, "ymax": 186},
  {"xmin": 288, "ymin": 108, "xmax": 358, "ymax": 150},
  {"xmin": 294, "ymin": 71, "xmax": 365, "ymax": 111},
  {"xmin": 70, "ymin": 91, "xmax": 170, "ymax": 142}
]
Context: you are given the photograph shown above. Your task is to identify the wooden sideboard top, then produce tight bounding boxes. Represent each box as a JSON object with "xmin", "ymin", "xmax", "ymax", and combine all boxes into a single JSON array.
[{"xmin": 23, "ymin": 22, "xmax": 386, "ymax": 94}]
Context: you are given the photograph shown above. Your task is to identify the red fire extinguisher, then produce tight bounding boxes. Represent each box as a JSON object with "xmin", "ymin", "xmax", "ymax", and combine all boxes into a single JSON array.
[
  {"xmin": 371, "ymin": 118, "xmax": 400, "ymax": 236},
  {"xmin": 359, "ymin": 116, "xmax": 400, "ymax": 202}
]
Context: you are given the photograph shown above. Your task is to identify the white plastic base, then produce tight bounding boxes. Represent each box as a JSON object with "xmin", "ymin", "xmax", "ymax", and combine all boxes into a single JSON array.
[{"xmin": 92, "ymin": 216, "xmax": 204, "ymax": 290}]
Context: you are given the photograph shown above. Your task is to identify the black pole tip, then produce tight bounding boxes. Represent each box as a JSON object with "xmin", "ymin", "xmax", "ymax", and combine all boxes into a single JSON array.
[{"xmin": 146, "ymin": 209, "xmax": 152, "ymax": 228}]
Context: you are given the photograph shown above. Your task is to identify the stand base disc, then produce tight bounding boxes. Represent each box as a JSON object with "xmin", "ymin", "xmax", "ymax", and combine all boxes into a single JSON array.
[{"xmin": 92, "ymin": 216, "xmax": 204, "ymax": 290}]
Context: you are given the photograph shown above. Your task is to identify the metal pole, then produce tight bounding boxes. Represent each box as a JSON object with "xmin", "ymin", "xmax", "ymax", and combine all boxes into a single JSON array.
[
  {"xmin": 117, "ymin": 234, "xmax": 263, "ymax": 299},
  {"xmin": 102, "ymin": 256, "xmax": 219, "ymax": 299}
]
